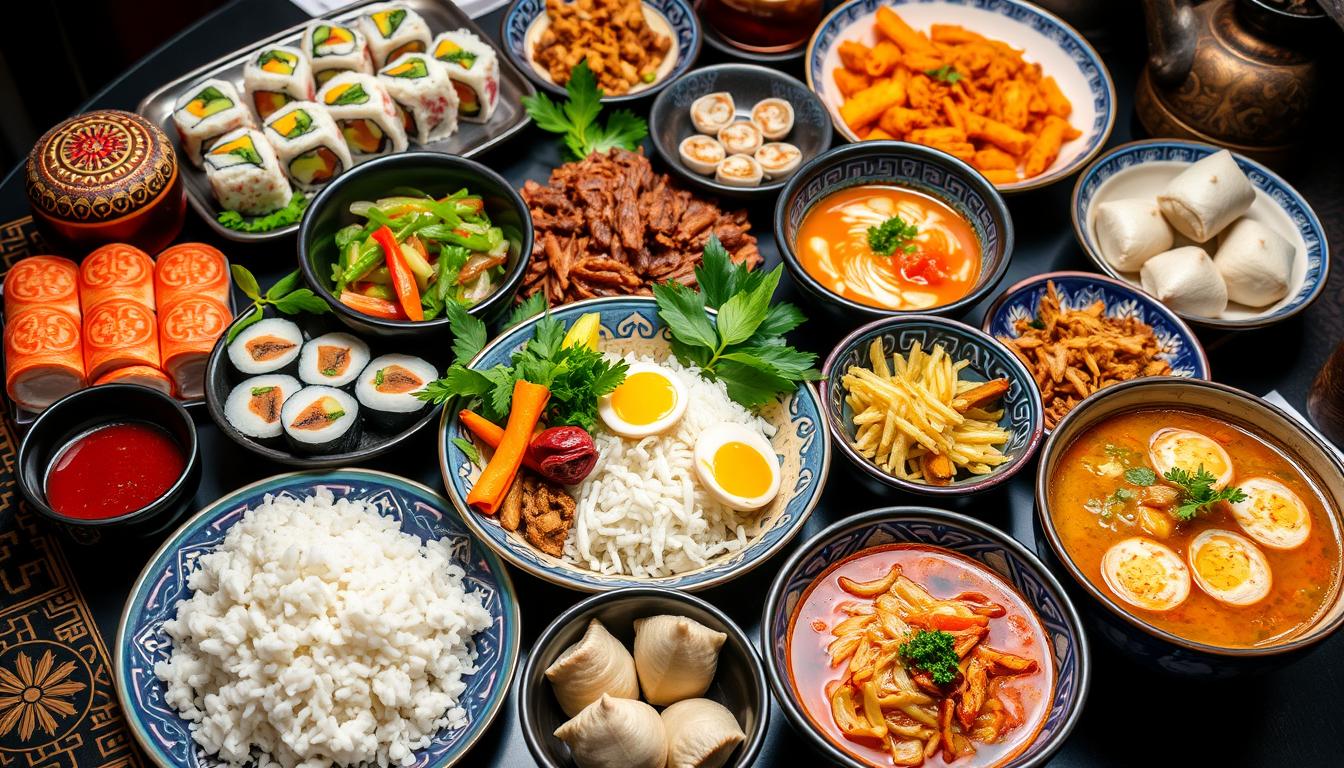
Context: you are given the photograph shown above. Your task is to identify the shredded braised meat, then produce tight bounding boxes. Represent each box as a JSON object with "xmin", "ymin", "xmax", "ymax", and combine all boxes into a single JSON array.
[
  {"xmin": 520, "ymin": 149, "xmax": 761, "ymax": 305},
  {"xmin": 499, "ymin": 470, "xmax": 576, "ymax": 558}
]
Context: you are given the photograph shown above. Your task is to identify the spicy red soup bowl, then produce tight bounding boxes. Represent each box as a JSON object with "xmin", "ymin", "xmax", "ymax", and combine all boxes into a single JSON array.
[{"xmin": 17, "ymin": 384, "xmax": 200, "ymax": 544}]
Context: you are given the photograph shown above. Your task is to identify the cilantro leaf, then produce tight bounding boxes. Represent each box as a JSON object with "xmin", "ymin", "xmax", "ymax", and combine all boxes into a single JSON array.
[
  {"xmin": 867, "ymin": 215, "xmax": 920, "ymax": 257},
  {"xmin": 522, "ymin": 61, "xmax": 649, "ymax": 160},
  {"xmin": 1164, "ymin": 465, "xmax": 1249, "ymax": 521},
  {"xmin": 1124, "ymin": 467, "xmax": 1158, "ymax": 486},
  {"xmin": 442, "ymin": 300, "xmax": 487, "ymax": 365},
  {"xmin": 926, "ymin": 64, "xmax": 963, "ymax": 84},
  {"xmin": 504, "ymin": 293, "xmax": 547, "ymax": 330},
  {"xmin": 588, "ymin": 108, "xmax": 648, "ymax": 155}
]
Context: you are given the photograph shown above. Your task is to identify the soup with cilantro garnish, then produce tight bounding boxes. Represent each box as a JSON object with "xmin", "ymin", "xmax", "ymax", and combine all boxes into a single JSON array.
[{"xmin": 1048, "ymin": 408, "xmax": 1343, "ymax": 648}]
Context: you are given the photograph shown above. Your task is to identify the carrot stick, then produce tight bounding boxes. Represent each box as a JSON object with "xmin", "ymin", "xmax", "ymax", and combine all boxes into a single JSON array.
[
  {"xmin": 459, "ymin": 409, "xmax": 541, "ymax": 472},
  {"xmin": 466, "ymin": 380, "xmax": 549, "ymax": 515}
]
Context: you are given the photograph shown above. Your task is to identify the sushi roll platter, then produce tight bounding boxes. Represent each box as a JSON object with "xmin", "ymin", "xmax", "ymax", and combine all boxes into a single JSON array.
[
  {"xmin": 205, "ymin": 304, "xmax": 446, "ymax": 466},
  {"xmin": 136, "ymin": 0, "xmax": 534, "ymax": 243}
]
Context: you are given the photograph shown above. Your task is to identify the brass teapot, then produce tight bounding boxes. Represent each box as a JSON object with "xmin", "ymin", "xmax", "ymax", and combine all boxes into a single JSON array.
[{"xmin": 1137, "ymin": 0, "xmax": 1332, "ymax": 165}]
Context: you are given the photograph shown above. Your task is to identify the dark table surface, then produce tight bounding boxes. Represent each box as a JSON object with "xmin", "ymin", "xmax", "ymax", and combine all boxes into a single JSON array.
[{"xmin": 3, "ymin": 0, "xmax": 1343, "ymax": 766}]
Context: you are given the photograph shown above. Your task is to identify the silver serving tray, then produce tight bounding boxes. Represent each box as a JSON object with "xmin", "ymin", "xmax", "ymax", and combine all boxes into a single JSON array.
[{"xmin": 136, "ymin": 0, "xmax": 535, "ymax": 244}]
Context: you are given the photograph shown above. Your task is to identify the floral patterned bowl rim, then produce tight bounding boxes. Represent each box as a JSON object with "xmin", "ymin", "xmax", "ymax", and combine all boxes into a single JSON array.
[
  {"xmin": 437, "ymin": 295, "xmax": 831, "ymax": 592},
  {"xmin": 114, "ymin": 469, "xmax": 520, "ymax": 768},
  {"xmin": 761, "ymin": 506, "xmax": 1091, "ymax": 768},
  {"xmin": 820, "ymin": 313, "xmax": 1044, "ymax": 495},
  {"xmin": 1069, "ymin": 139, "xmax": 1330, "ymax": 330}
]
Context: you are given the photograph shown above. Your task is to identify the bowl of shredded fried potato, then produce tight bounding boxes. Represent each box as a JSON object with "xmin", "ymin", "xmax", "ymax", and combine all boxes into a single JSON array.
[{"xmin": 821, "ymin": 314, "xmax": 1043, "ymax": 496}]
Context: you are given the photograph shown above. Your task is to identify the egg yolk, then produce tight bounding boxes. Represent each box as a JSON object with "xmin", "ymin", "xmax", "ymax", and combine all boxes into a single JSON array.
[
  {"xmin": 610, "ymin": 371, "xmax": 678, "ymax": 426},
  {"xmin": 1193, "ymin": 537, "xmax": 1253, "ymax": 591},
  {"xmin": 1114, "ymin": 556, "xmax": 1173, "ymax": 601},
  {"xmin": 712, "ymin": 441, "xmax": 773, "ymax": 499}
]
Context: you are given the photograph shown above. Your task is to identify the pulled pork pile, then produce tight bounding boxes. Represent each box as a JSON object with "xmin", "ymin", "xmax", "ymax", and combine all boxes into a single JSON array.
[{"xmin": 520, "ymin": 148, "xmax": 761, "ymax": 304}]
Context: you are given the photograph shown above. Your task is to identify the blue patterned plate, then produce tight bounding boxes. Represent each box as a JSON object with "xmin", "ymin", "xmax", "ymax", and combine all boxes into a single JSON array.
[
  {"xmin": 114, "ymin": 469, "xmax": 520, "ymax": 768},
  {"xmin": 806, "ymin": 0, "xmax": 1114, "ymax": 192},
  {"xmin": 438, "ymin": 296, "xmax": 830, "ymax": 592},
  {"xmin": 1071, "ymin": 139, "xmax": 1330, "ymax": 329},
  {"xmin": 821, "ymin": 315, "xmax": 1043, "ymax": 495},
  {"xmin": 762, "ymin": 507, "xmax": 1090, "ymax": 768},
  {"xmin": 499, "ymin": 0, "xmax": 701, "ymax": 103}
]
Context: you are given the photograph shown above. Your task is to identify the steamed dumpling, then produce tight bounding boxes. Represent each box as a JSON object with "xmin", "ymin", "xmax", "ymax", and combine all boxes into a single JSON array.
[
  {"xmin": 662, "ymin": 698, "xmax": 745, "ymax": 768},
  {"xmin": 1093, "ymin": 198, "xmax": 1174, "ymax": 272},
  {"xmin": 1213, "ymin": 217, "xmax": 1295, "ymax": 307},
  {"xmin": 1140, "ymin": 246, "xmax": 1228, "ymax": 317},
  {"xmin": 554, "ymin": 694, "xmax": 667, "ymax": 768},
  {"xmin": 633, "ymin": 615, "xmax": 726, "ymax": 706},
  {"xmin": 545, "ymin": 619, "xmax": 640, "ymax": 717},
  {"xmin": 1156, "ymin": 150, "xmax": 1255, "ymax": 242}
]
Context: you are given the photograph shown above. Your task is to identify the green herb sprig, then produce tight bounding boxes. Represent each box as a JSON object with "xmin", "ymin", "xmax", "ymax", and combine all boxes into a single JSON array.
[
  {"xmin": 867, "ymin": 215, "xmax": 920, "ymax": 257},
  {"xmin": 217, "ymin": 192, "xmax": 309, "ymax": 233},
  {"xmin": 226, "ymin": 266, "xmax": 331, "ymax": 343},
  {"xmin": 927, "ymin": 64, "xmax": 963, "ymax": 84},
  {"xmin": 899, "ymin": 629, "xmax": 960, "ymax": 685},
  {"xmin": 522, "ymin": 61, "xmax": 648, "ymax": 161},
  {"xmin": 1164, "ymin": 465, "xmax": 1248, "ymax": 521}
]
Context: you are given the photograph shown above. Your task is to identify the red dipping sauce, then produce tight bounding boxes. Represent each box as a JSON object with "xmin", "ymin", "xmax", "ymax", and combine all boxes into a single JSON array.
[{"xmin": 44, "ymin": 422, "xmax": 185, "ymax": 520}]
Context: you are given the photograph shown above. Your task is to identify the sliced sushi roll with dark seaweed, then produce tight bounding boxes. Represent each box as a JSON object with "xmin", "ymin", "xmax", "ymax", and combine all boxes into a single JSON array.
[
  {"xmin": 282, "ymin": 385, "xmax": 360, "ymax": 453},
  {"xmin": 298, "ymin": 332, "xmax": 370, "ymax": 387},
  {"xmin": 356, "ymin": 353, "xmax": 436, "ymax": 428},
  {"xmin": 228, "ymin": 318, "xmax": 303, "ymax": 374},
  {"xmin": 224, "ymin": 374, "xmax": 301, "ymax": 440}
]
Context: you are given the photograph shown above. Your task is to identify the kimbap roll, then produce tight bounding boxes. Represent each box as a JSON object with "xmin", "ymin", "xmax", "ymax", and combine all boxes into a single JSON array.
[
  {"xmin": 358, "ymin": 4, "xmax": 432, "ymax": 69},
  {"xmin": 318, "ymin": 72, "xmax": 408, "ymax": 158},
  {"xmin": 298, "ymin": 332, "xmax": 370, "ymax": 387},
  {"xmin": 431, "ymin": 31, "xmax": 499, "ymax": 123},
  {"xmin": 171, "ymin": 78, "xmax": 255, "ymax": 167},
  {"xmin": 243, "ymin": 45, "xmax": 315, "ymax": 119},
  {"xmin": 227, "ymin": 317, "xmax": 303, "ymax": 374},
  {"xmin": 356, "ymin": 353, "xmax": 436, "ymax": 427},
  {"xmin": 203, "ymin": 127, "xmax": 293, "ymax": 216},
  {"xmin": 377, "ymin": 53, "xmax": 458, "ymax": 144},
  {"xmin": 302, "ymin": 21, "xmax": 373, "ymax": 86},
  {"xmin": 262, "ymin": 100, "xmax": 352, "ymax": 191},
  {"xmin": 225, "ymin": 374, "xmax": 301, "ymax": 439},
  {"xmin": 282, "ymin": 385, "xmax": 360, "ymax": 452}
]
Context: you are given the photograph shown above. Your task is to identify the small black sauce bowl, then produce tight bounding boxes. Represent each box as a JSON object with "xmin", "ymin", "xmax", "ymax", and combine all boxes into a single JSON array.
[{"xmin": 17, "ymin": 384, "xmax": 201, "ymax": 545}]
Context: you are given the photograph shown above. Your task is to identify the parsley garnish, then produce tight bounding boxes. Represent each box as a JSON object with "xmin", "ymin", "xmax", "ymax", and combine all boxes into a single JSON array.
[
  {"xmin": 867, "ymin": 215, "xmax": 920, "ymax": 257},
  {"xmin": 1125, "ymin": 467, "xmax": 1157, "ymax": 486},
  {"xmin": 899, "ymin": 630, "xmax": 960, "ymax": 685},
  {"xmin": 217, "ymin": 192, "xmax": 309, "ymax": 233},
  {"xmin": 522, "ymin": 61, "xmax": 648, "ymax": 161},
  {"xmin": 1164, "ymin": 465, "xmax": 1248, "ymax": 521},
  {"xmin": 504, "ymin": 292, "xmax": 548, "ymax": 330},
  {"xmin": 927, "ymin": 65, "xmax": 963, "ymax": 84},
  {"xmin": 225, "ymin": 266, "xmax": 331, "ymax": 343}
]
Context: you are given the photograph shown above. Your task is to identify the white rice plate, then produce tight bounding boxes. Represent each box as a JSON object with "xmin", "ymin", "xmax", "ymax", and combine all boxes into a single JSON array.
[
  {"xmin": 565, "ymin": 353, "xmax": 778, "ymax": 578},
  {"xmin": 154, "ymin": 489, "xmax": 493, "ymax": 768}
]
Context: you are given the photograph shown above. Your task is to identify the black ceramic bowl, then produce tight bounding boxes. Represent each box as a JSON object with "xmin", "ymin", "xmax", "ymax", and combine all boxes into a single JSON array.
[
  {"xmin": 520, "ymin": 588, "xmax": 768, "ymax": 768},
  {"xmin": 298, "ymin": 152, "xmax": 532, "ymax": 339},
  {"xmin": 204, "ymin": 305, "xmax": 446, "ymax": 468},
  {"xmin": 774, "ymin": 141, "xmax": 1014, "ymax": 325},
  {"xmin": 648, "ymin": 63, "xmax": 832, "ymax": 199},
  {"xmin": 16, "ymin": 384, "xmax": 200, "ymax": 544}
]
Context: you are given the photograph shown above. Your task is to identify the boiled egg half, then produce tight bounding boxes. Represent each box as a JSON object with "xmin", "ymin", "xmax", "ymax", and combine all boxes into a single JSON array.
[
  {"xmin": 1101, "ymin": 537, "xmax": 1191, "ymax": 612},
  {"xmin": 1226, "ymin": 476, "xmax": 1311, "ymax": 550},
  {"xmin": 693, "ymin": 423, "xmax": 781, "ymax": 511},
  {"xmin": 1187, "ymin": 529, "xmax": 1272, "ymax": 606},
  {"xmin": 1148, "ymin": 428, "xmax": 1234, "ymax": 490},
  {"xmin": 597, "ymin": 362, "xmax": 688, "ymax": 438}
]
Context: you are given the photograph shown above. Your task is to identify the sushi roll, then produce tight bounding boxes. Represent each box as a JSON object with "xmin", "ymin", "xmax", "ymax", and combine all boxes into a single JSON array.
[
  {"xmin": 302, "ymin": 21, "xmax": 373, "ymax": 86},
  {"xmin": 262, "ymin": 100, "xmax": 352, "ymax": 191},
  {"xmin": 227, "ymin": 317, "xmax": 302, "ymax": 374},
  {"xmin": 171, "ymin": 78, "xmax": 255, "ymax": 167},
  {"xmin": 297, "ymin": 332, "xmax": 370, "ymax": 387},
  {"xmin": 224, "ymin": 374, "xmax": 301, "ymax": 440},
  {"xmin": 282, "ymin": 385, "xmax": 360, "ymax": 453},
  {"xmin": 317, "ymin": 72, "xmax": 408, "ymax": 158},
  {"xmin": 358, "ymin": 3, "xmax": 432, "ymax": 69},
  {"xmin": 356, "ymin": 353, "xmax": 435, "ymax": 428},
  {"xmin": 203, "ymin": 127, "xmax": 293, "ymax": 215},
  {"xmin": 243, "ymin": 45, "xmax": 315, "ymax": 119},
  {"xmin": 377, "ymin": 53, "xmax": 458, "ymax": 144},
  {"xmin": 431, "ymin": 31, "xmax": 499, "ymax": 123}
]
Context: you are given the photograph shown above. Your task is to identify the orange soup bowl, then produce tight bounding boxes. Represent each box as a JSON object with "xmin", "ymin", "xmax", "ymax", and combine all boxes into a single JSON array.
[
  {"xmin": 774, "ymin": 141, "xmax": 1013, "ymax": 325},
  {"xmin": 1034, "ymin": 377, "xmax": 1344, "ymax": 677}
]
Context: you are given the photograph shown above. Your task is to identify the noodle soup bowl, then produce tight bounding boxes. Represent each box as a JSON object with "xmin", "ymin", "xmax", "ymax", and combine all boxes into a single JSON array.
[
  {"xmin": 774, "ymin": 141, "xmax": 1013, "ymax": 326},
  {"xmin": 438, "ymin": 295, "xmax": 830, "ymax": 592},
  {"xmin": 763, "ymin": 507, "xmax": 1090, "ymax": 768},
  {"xmin": 820, "ymin": 314, "xmax": 1043, "ymax": 497}
]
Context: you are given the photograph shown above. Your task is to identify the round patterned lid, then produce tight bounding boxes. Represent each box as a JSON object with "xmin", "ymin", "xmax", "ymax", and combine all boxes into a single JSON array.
[{"xmin": 25, "ymin": 109, "xmax": 178, "ymax": 224}]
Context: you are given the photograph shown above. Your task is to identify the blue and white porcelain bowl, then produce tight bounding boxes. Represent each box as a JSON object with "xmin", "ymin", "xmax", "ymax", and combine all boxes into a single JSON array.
[
  {"xmin": 115, "ymin": 469, "xmax": 520, "ymax": 768},
  {"xmin": 438, "ymin": 296, "xmax": 830, "ymax": 592},
  {"xmin": 983, "ymin": 271, "xmax": 1210, "ymax": 432},
  {"xmin": 774, "ymin": 141, "xmax": 1014, "ymax": 323},
  {"xmin": 821, "ymin": 315, "xmax": 1043, "ymax": 496},
  {"xmin": 762, "ymin": 507, "xmax": 1090, "ymax": 768},
  {"xmin": 806, "ymin": 0, "xmax": 1114, "ymax": 192},
  {"xmin": 1071, "ymin": 139, "xmax": 1329, "ymax": 329},
  {"xmin": 500, "ymin": 0, "xmax": 701, "ymax": 103}
]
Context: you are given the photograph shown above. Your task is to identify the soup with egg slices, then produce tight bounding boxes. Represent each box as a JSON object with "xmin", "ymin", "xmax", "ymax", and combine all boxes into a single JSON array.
[
  {"xmin": 796, "ymin": 185, "xmax": 981, "ymax": 311},
  {"xmin": 1048, "ymin": 408, "xmax": 1343, "ymax": 648},
  {"xmin": 788, "ymin": 544, "xmax": 1053, "ymax": 768}
]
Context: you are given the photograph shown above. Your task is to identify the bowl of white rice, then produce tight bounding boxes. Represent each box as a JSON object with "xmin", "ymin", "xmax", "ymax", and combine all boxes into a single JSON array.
[
  {"xmin": 115, "ymin": 469, "xmax": 520, "ymax": 768},
  {"xmin": 438, "ymin": 296, "xmax": 831, "ymax": 592}
]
